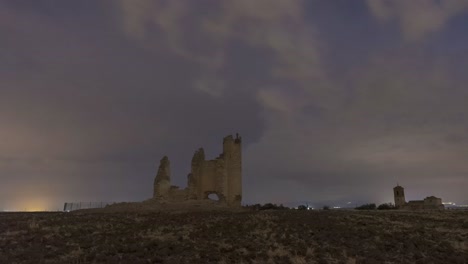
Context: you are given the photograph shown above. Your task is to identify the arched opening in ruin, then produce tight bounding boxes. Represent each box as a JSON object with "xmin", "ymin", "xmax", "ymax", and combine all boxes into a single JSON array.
[{"xmin": 208, "ymin": 193, "xmax": 220, "ymax": 201}]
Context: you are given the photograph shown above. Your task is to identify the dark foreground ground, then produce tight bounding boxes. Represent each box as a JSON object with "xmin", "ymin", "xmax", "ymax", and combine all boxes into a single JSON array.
[{"xmin": 1, "ymin": 210, "xmax": 467, "ymax": 264}]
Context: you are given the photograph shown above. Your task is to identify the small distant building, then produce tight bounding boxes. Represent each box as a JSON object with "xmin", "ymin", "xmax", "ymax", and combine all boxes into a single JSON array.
[{"xmin": 393, "ymin": 185, "xmax": 444, "ymax": 210}]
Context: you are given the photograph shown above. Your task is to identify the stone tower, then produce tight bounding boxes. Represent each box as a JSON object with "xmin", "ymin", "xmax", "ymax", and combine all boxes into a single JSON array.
[
  {"xmin": 153, "ymin": 156, "xmax": 171, "ymax": 199},
  {"xmin": 393, "ymin": 185, "xmax": 406, "ymax": 208},
  {"xmin": 223, "ymin": 133, "xmax": 242, "ymax": 206}
]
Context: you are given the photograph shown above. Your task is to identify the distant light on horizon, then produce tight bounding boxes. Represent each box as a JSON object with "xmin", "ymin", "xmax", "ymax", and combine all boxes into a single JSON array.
[
  {"xmin": 3, "ymin": 198, "xmax": 53, "ymax": 212},
  {"xmin": 443, "ymin": 202, "xmax": 456, "ymax": 205}
]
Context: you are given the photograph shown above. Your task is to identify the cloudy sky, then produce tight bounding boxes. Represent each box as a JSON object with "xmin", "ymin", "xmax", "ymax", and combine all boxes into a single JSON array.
[{"xmin": 1, "ymin": 0, "xmax": 468, "ymax": 210}]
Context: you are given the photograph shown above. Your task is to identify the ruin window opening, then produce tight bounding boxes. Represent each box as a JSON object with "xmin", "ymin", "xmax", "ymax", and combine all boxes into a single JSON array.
[{"xmin": 208, "ymin": 193, "xmax": 220, "ymax": 201}]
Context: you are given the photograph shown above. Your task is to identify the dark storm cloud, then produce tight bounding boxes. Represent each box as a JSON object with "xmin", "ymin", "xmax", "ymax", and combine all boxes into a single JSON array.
[{"xmin": 1, "ymin": 0, "xmax": 468, "ymax": 210}]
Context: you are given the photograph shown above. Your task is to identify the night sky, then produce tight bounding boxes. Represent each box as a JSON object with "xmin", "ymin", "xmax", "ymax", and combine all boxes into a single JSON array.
[{"xmin": 1, "ymin": 1, "xmax": 468, "ymax": 211}]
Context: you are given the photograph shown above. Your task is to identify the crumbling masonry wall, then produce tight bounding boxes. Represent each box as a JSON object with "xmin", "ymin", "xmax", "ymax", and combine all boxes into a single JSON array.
[{"xmin": 153, "ymin": 134, "xmax": 242, "ymax": 206}]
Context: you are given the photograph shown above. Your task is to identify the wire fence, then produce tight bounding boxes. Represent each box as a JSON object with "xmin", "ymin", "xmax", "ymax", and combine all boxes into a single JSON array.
[{"xmin": 63, "ymin": 202, "xmax": 115, "ymax": 211}]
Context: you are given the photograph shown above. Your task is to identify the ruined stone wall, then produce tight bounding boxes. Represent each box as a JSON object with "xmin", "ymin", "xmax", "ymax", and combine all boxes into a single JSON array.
[
  {"xmin": 186, "ymin": 173, "xmax": 197, "ymax": 199},
  {"xmin": 190, "ymin": 148, "xmax": 205, "ymax": 200},
  {"xmin": 168, "ymin": 186, "xmax": 188, "ymax": 202},
  {"xmin": 191, "ymin": 154, "xmax": 227, "ymax": 201},
  {"xmin": 214, "ymin": 158, "xmax": 227, "ymax": 201},
  {"xmin": 201, "ymin": 160, "xmax": 217, "ymax": 193}
]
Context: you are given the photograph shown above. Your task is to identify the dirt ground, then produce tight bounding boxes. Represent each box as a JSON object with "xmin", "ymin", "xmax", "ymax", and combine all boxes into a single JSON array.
[{"xmin": 1, "ymin": 209, "xmax": 467, "ymax": 263}]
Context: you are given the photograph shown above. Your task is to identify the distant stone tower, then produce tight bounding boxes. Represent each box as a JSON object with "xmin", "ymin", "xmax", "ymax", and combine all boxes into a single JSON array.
[{"xmin": 393, "ymin": 185, "xmax": 406, "ymax": 208}]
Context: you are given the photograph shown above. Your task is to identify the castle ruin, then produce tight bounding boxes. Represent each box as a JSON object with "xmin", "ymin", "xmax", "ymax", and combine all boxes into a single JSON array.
[
  {"xmin": 153, "ymin": 134, "xmax": 242, "ymax": 206},
  {"xmin": 393, "ymin": 185, "xmax": 444, "ymax": 210}
]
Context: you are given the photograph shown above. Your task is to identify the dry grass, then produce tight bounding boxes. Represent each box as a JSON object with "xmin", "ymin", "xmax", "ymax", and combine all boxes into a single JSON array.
[{"xmin": 0, "ymin": 210, "xmax": 467, "ymax": 263}]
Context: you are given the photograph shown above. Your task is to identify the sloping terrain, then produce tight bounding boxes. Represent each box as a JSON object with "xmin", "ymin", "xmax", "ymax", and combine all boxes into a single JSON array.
[{"xmin": 1, "ymin": 210, "xmax": 467, "ymax": 263}]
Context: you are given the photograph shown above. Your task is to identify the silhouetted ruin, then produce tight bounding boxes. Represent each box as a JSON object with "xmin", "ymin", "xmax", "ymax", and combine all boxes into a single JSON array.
[{"xmin": 153, "ymin": 134, "xmax": 242, "ymax": 206}]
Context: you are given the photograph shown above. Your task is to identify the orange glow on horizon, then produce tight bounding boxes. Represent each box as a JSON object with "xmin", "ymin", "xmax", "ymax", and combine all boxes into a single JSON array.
[{"xmin": 6, "ymin": 198, "xmax": 52, "ymax": 212}]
